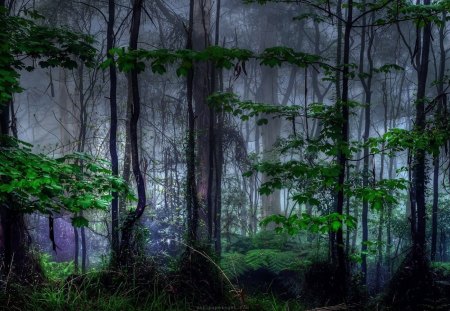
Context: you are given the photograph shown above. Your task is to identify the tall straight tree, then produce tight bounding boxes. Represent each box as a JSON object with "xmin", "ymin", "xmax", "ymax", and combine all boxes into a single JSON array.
[
  {"xmin": 358, "ymin": 4, "xmax": 375, "ymax": 285},
  {"xmin": 412, "ymin": 0, "xmax": 431, "ymax": 265},
  {"xmin": 431, "ymin": 12, "xmax": 446, "ymax": 262},
  {"xmin": 186, "ymin": 0, "xmax": 199, "ymax": 244},
  {"xmin": 334, "ymin": 0, "xmax": 353, "ymax": 293},
  {"xmin": 107, "ymin": 0, "xmax": 120, "ymax": 260},
  {"xmin": 191, "ymin": 0, "xmax": 215, "ymax": 244},
  {"xmin": 190, "ymin": 0, "xmax": 224, "ymax": 251},
  {"xmin": 258, "ymin": 7, "xmax": 281, "ymax": 223}
]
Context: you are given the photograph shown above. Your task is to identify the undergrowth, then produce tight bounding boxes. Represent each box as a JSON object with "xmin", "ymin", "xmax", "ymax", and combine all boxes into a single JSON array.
[
  {"xmin": 0, "ymin": 248, "xmax": 308, "ymax": 311},
  {"xmin": 0, "ymin": 270, "xmax": 187, "ymax": 311}
]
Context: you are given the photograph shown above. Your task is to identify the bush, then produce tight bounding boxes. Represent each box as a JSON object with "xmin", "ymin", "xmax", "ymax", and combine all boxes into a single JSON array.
[{"xmin": 39, "ymin": 253, "xmax": 74, "ymax": 282}]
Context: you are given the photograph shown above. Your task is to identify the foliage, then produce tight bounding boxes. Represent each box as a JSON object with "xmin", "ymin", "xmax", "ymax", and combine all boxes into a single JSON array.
[
  {"xmin": 1, "ymin": 270, "xmax": 187, "ymax": 311},
  {"xmin": 244, "ymin": 293, "xmax": 306, "ymax": 311},
  {"xmin": 222, "ymin": 249, "xmax": 310, "ymax": 279},
  {"xmin": 0, "ymin": 136, "xmax": 133, "ymax": 227},
  {"xmin": 261, "ymin": 213, "xmax": 357, "ymax": 235},
  {"xmin": 104, "ymin": 45, "xmax": 327, "ymax": 76},
  {"xmin": 432, "ymin": 262, "xmax": 450, "ymax": 278},
  {"xmin": 38, "ymin": 253, "xmax": 74, "ymax": 282},
  {"xmin": 209, "ymin": 92, "xmax": 409, "ymax": 237},
  {"xmin": 0, "ymin": 8, "xmax": 95, "ymax": 104}
]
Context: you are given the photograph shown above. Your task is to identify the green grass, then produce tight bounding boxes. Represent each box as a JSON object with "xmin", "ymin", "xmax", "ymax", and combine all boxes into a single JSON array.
[
  {"xmin": 0, "ymin": 280, "xmax": 305, "ymax": 311},
  {"xmin": 38, "ymin": 253, "xmax": 74, "ymax": 281},
  {"xmin": 0, "ymin": 253, "xmax": 307, "ymax": 311},
  {"xmin": 1, "ymin": 274, "xmax": 187, "ymax": 311},
  {"xmin": 245, "ymin": 293, "xmax": 305, "ymax": 311}
]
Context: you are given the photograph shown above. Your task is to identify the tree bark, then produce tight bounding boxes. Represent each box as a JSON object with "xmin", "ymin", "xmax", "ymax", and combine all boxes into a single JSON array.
[
  {"xmin": 107, "ymin": 0, "xmax": 120, "ymax": 261},
  {"xmin": 119, "ymin": 0, "xmax": 147, "ymax": 264},
  {"xmin": 412, "ymin": 0, "xmax": 431, "ymax": 264},
  {"xmin": 186, "ymin": 0, "xmax": 200, "ymax": 244},
  {"xmin": 431, "ymin": 12, "xmax": 446, "ymax": 262},
  {"xmin": 335, "ymin": 0, "xmax": 353, "ymax": 295},
  {"xmin": 359, "ymin": 5, "xmax": 374, "ymax": 285}
]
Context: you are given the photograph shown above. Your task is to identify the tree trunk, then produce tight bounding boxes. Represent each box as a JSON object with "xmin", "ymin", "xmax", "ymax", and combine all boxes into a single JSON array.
[
  {"xmin": 412, "ymin": 0, "xmax": 431, "ymax": 264},
  {"xmin": 74, "ymin": 225, "xmax": 79, "ymax": 273},
  {"xmin": 186, "ymin": 0, "xmax": 200, "ymax": 244},
  {"xmin": 0, "ymin": 2, "xmax": 35, "ymax": 279},
  {"xmin": 81, "ymin": 214, "xmax": 87, "ymax": 273},
  {"xmin": 431, "ymin": 12, "xmax": 446, "ymax": 262},
  {"xmin": 258, "ymin": 10, "xmax": 281, "ymax": 222},
  {"xmin": 119, "ymin": 0, "xmax": 147, "ymax": 265},
  {"xmin": 107, "ymin": 0, "xmax": 120, "ymax": 261},
  {"xmin": 335, "ymin": 0, "xmax": 353, "ymax": 295},
  {"xmin": 213, "ymin": 0, "xmax": 223, "ymax": 256}
]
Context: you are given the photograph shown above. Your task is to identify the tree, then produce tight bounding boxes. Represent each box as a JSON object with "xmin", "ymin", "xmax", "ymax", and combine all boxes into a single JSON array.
[
  {"xmin": 0, "ymin": 4, "xmax": 98, "ymax": 277},
  {"xmin": 118, "ymin": 0, "xmax": 147, "ymax": 265},
  {"xmin": 107, "ymin": 0, "xmax": 120, "ymax": 262}
]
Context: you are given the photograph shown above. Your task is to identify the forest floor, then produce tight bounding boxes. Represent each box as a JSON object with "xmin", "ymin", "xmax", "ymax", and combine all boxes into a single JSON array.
[{"xmin": 1, "ymin": 254, "xmax": 450, "ymax": 310}]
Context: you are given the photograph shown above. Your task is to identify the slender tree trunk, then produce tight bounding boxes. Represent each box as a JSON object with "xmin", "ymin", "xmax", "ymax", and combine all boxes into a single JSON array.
[
  {"xmin": 375, "ymin": 81, "xmax": 388, "ymax": 292},
  {"xmin": 186, "ymin": 0, "xmax": 200, "ymax": 244},
  {"xmin": 335, "ymin": 0, "xmax": 353, "ymax": 295},
  {"xmin": 431, "ymin": 12, "xmax": 446, "ymax": 262},
  {"xmin": 107, "ymin": 0, "xmax": 120, "ymax": 261},
  {"xmin": 81, "ymin": 214, "xmax": 87, "ymax": 273},
  {"xmin": 74, "ymin": 225, "xmax": 79, "ymax": 273},
  {"xmin": 119, "ymin": 0, "xmax": 147, "ymax": 264},
  {"xmin": 213, "ymin": 0, "xmax": 223, "ymax": 255},
  {"xmin": 359, "ymin": 7, "xmax": 369, "ymax": 284},
  {"xmin": 120, "ymin": 78, "xmax": 132, "ymax": 216}
]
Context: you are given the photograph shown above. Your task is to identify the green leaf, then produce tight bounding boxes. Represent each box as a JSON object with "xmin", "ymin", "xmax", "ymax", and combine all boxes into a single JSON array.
[{"xmin": 71, "ymin": 216, "xmax": 89, "ymax": 228}]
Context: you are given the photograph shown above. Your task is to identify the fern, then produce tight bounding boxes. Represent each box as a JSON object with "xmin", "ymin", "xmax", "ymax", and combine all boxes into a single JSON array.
[
  {"xmin": 245, "ymin": 249, "xmax": 278, "ymax": 271},
  {"xmin": 222, "ymin": 248, "xmax": 311, "ymax": 279},
  {"xmin": 221, "ymin": 252, "xmax": 248, "ymax": 279},
  {"xmin": 39, "ymin": 253, "xmax": 74, "ymax": 281}
]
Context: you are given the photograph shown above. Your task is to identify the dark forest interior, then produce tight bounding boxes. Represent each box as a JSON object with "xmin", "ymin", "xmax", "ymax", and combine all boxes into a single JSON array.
[{"xmin": 1, "ymin": 0, "xmax": 450, "ymax": 310}]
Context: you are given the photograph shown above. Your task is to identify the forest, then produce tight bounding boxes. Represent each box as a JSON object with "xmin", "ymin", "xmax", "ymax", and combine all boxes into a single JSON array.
[{"xmin": 1, "ymin": 0, "xmax": 450, "ymax": 310}]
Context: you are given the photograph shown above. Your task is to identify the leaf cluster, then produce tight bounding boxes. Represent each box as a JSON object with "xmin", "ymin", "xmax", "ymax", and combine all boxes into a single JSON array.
[
  {"xmin": 221, "ymin": 249, "xmax": 310, "ymax": 279},
  {"xmin": 260, "ymin": 213, "xmax": 357, "ymax": 235},
  {"xmin": 104, "ymin": 45, "xmax": 326, "ymax": 76},
  {"xmin": 0, "ymin": 9, "xmax": 96, "ymax": 104},
  {"xmin": 0, "ymin": 137, "xmax": 133, "ymax": 227}
]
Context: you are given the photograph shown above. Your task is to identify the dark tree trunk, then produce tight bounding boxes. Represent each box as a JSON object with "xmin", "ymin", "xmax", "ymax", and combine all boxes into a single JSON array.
[
  {"xmin": 107, "ymin": 0, "xmax": 120, "ymax": 261},
  {"xmin": 431, "ymin": 13, "xmax": 446, "ymax": 262},
  {"xmin": 119, "ymin": 0, "xmax": 147, "ymax": 265},
  {"xmin": 186, "ymin": 0, "xmax": 200, "ymax": 244},
  {"xmin": 412, "ymin": 0, "xmax": 431, "ymax": 264},
  {"xmin": 334, "ymin": 0, "xmax": 353, "ymax": 295},
  {"xmin": 74, "ymin": 225, "xmax": 79, "ymax": 273},
  {"xmin": 212, "ymin": 0, "xmax": 223, "ymax": 256},
  {"xmin": 81, "ymin": 215, "xmax": 87, "ymax": 273},
  {"xmin": 375, "ymin": 81, "xmax": 388, "ymax": 292},
  {"xmin": 359, "ymin": 8, "xmax": 369, "ymax": 284},
  {"xmin": 0, "ymin": 1, "xmax": 34, "ymax": 279}
]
